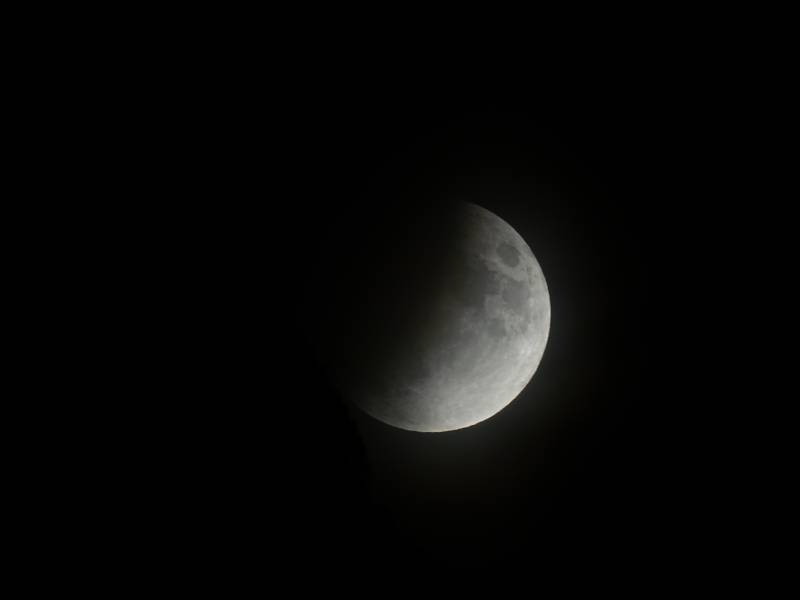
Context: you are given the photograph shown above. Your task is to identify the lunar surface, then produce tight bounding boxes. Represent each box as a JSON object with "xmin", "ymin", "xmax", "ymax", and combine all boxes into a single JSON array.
[{"xmin": 331, "ymin": 202, "xmax": 550, "ymax": 433}]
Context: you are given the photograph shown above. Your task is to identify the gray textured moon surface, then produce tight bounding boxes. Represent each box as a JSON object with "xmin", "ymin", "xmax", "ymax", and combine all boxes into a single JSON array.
[{"xmin": 318, "ymin": 201, "xmax": 550, "ymax": 433}]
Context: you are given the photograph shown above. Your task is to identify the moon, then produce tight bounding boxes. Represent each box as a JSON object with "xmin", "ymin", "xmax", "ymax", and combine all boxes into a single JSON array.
[{"xmin": 325, "ymin": 202, "xmax": 550, "ymax": 433}]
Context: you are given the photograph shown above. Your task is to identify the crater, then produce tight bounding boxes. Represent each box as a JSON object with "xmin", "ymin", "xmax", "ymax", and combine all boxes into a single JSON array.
[{"xmin": 497, "ymin": 242, "xmax": 520, "ymax": 267}]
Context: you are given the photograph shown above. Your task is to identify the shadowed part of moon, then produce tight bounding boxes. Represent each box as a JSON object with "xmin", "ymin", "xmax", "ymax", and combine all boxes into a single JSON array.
[{"xmin": 323, "ymin": 202, "xmax": 551, "ymax": 433}]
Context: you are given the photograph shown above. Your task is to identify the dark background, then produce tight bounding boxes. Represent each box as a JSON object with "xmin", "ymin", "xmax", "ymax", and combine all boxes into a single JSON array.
[
  {"xmin": 37, "ymin": 16, "xmax": 784, "ymax": 591},
  {"xmin": 150, "ymin": 67, "xmax": 664, "ymax": 586},
  {"xmin": 28, "ymin": 13, "xmax": 779, "ymax": 591}
]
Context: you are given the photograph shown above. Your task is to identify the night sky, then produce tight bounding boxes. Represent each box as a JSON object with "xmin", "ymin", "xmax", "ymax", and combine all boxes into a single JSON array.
[{"xmin": 160, "ymin": 71, "xmax": 656, "ymax": 585}]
